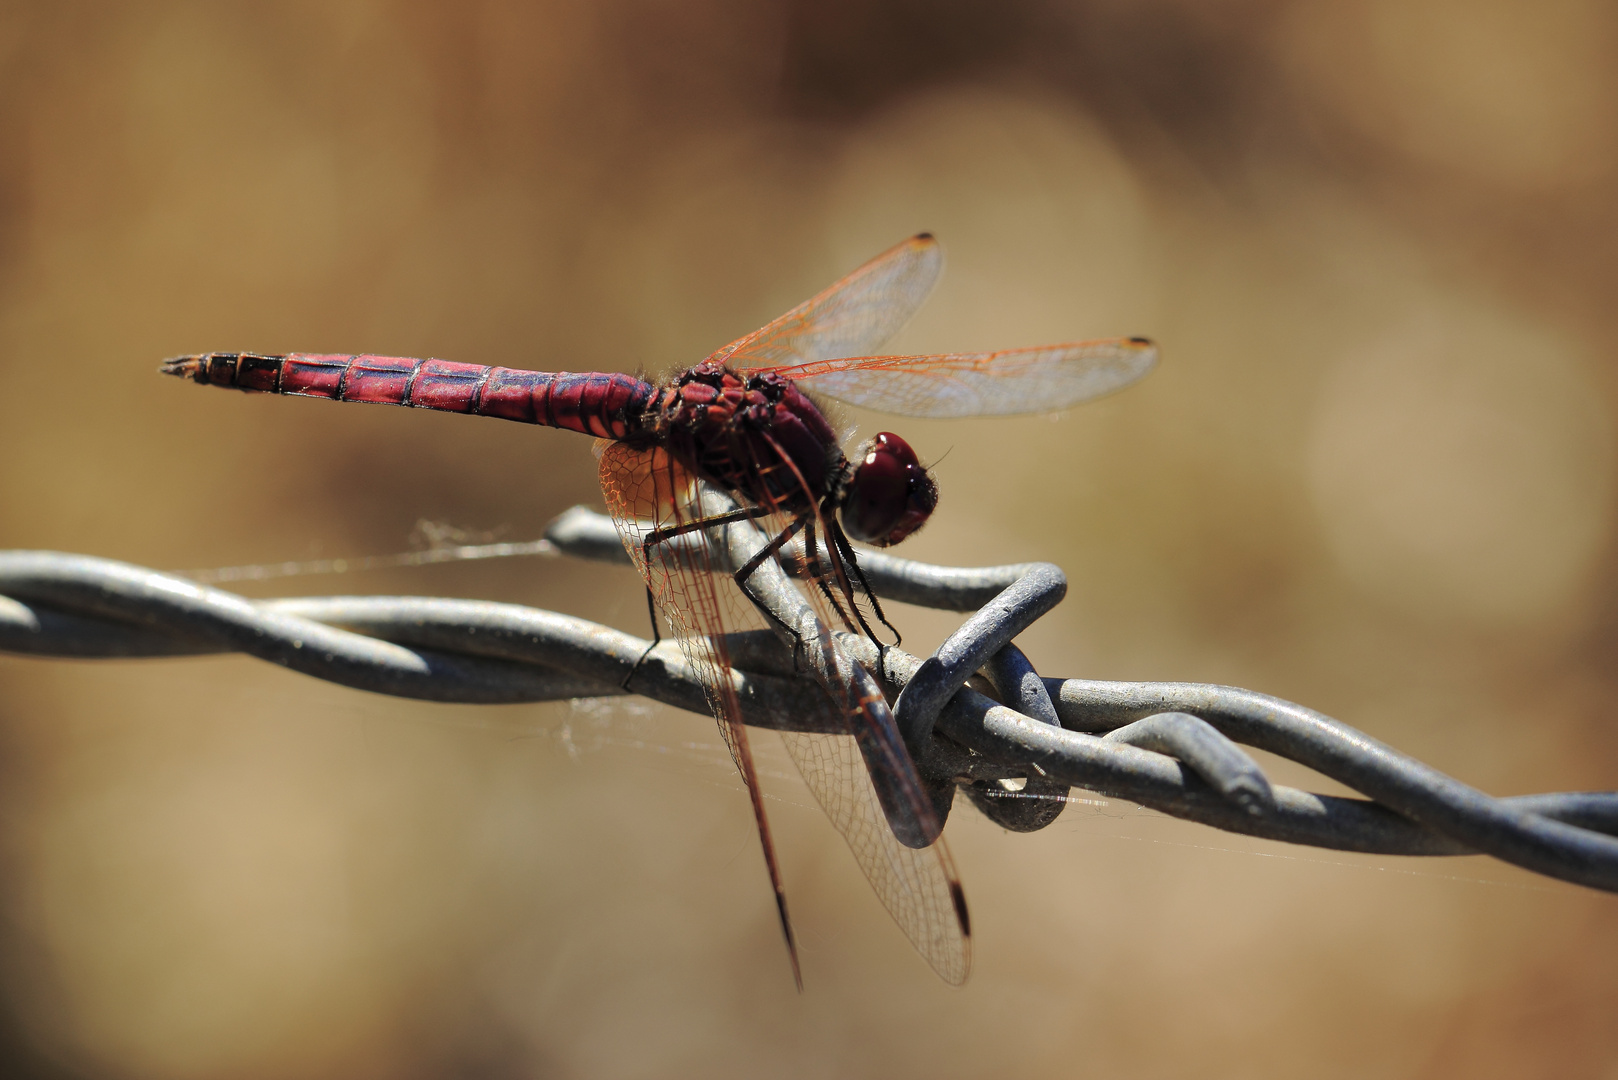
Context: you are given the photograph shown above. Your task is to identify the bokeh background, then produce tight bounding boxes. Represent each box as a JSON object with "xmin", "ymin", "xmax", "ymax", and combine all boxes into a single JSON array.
[{"xmin": 2, "ymin": 1, "xmax": 1617, "ymax": 1076}]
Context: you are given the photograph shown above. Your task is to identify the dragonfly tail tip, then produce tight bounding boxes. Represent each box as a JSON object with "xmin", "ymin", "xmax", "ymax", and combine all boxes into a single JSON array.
[{"xmin": 159, "ymin": 355, "xmax": 205, "ymax": 380}]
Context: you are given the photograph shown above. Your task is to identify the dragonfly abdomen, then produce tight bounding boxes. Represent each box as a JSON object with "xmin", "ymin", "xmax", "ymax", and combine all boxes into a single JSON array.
[{"xmin": 161, "ymin": 353, "xmax": 657, "ymax": 439}]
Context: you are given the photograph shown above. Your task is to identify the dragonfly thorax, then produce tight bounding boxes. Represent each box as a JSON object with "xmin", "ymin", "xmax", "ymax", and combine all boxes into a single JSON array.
[
  {"xmin": 649, "ymin": 363, "xmax": 937, "ymax": 547},
  {"xmin": 652, "ymin": 362, "xmax": 846, "ymax": 514}
]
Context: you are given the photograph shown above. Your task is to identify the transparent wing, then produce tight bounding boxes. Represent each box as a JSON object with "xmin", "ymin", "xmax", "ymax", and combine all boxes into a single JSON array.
[
  {"xmin": 711, "ymin": 234, "xmax": 944, "ymax": 370},
  {"xmin": 777, "ymin": 337, "xmax": 1158, "ymax": 418},
  {"xmin": 776, "ymin": 729, "xmax": 970, "ymax": 985},
  {"xmin": 597, "ymin": 438, "xmax": 970, "ymax": 985},
  {"xmin": 769, "ymin": 521, "xmax": 971, "ymax": 985},
  {"xmin": 597, "ymin": 440, "xmax": 805, "ymax": 987}
]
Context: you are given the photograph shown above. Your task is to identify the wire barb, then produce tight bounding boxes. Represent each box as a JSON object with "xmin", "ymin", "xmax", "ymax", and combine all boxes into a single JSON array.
[{"xmin": 2, "ymin": 506, "xmax": 1617, "ymax": 895}]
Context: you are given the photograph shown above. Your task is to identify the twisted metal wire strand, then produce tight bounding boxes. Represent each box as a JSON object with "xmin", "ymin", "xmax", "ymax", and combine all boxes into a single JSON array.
[{"xmin": 2, "ymin": 507, "xmax": 1617, "ymax": 895}]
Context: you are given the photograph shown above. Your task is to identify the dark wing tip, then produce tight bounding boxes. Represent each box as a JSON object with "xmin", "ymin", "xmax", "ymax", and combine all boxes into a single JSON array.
[
  {"xmin": 950, "ymin": 880, "xmax": 971, "ymax": 938},
  {"xmin": 914, "ymin": 231, "xmax": 935, "ymax": 242},
  {"xmin": 1128, "ymin": 336, "xmax": 1154, "ymax": 346}
]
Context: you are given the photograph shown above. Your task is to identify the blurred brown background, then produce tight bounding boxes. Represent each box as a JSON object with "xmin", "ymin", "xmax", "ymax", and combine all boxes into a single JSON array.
[{"xmin": 2, "ymin": 1, "xmax": 1617, "ymax": 1076}]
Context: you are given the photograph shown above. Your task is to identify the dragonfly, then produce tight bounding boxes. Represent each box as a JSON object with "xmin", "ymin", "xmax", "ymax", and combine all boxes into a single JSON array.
[{"xmin": 161, "ymin": 234, "xmax": 1157, "ymax": 986}]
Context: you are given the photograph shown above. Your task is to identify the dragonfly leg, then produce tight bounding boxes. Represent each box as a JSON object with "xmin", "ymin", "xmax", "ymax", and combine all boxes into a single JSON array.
[
  {"xmin": 799, "ymin": 515, "xmax": 856, "ymax": 635},
  {"xmin": 801, "ymin": 515, "xmax": 897, "ymax": 651},
  {"xmin": 639, "ymin": 505, "xmax": 772, "ymax": 556},
  {"xmin": 732, "ymin": 514, "xmax": 811, "ymax": 663},
  {"xmin": 824, "ymin": 515, "xmax": 902, "ymax": 647},
  {"xmin": 619, "ymin": 586, "xmax": 662, "ymax": 692},
  {"xmin": 624, "ymin": 505, "xmax": 775, "ymax": 691}
]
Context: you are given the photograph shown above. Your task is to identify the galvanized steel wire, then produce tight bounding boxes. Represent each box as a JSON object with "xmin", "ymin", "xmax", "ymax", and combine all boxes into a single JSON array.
[{"xmin": 3, "ymin": 505, "xmax": 1617, "ymax": 894}]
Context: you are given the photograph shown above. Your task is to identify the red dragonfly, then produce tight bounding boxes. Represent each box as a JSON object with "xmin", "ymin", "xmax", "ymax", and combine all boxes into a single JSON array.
[{"xmin": 161, "ymin": 234, "xmax": 1156, "ymax": 986}]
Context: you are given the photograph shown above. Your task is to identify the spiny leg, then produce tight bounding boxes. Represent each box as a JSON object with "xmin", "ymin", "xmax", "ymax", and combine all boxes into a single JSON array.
[
  {"xmin": 639, "ymin": 504, "xmax": 773, "ymax": 561},
  {"xmin": 620, "ymin": 586, "xmax": 663, "ymax": 691},
  {"xmin": 622, "ymin": 504, "xmax": 774, "ymax": 691},
  {"xmin": 801, "ymin": 512, "xmax": 864, "ymax": 638},
  {"xmin": 739, "ymin": 430, "xmax": 860, "ymax": 651},
  {"xmin": 826, "ymin": 517, "xmax": 902, "ymax": 647},
  {"xmin": 731, "ymin": 513, "xmax": 814, "ymax": 664}
]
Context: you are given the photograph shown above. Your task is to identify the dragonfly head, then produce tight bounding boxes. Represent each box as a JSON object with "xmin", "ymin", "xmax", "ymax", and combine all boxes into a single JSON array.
[{"xmin": 839, "ymin": 432, "xmax": 938, "ymax": 547}]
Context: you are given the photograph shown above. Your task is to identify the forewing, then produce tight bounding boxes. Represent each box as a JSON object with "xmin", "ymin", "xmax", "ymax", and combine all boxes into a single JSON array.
[
  {"xmin": 596, "ymin": 439, "xmax": 805, "ymax": 985},
  {"xmin": 597, "ymin": 439, "xmax": 780, "ymax": 780},
  {"xmin": 785, "ymin": 337, "xmax": 1158, "ymax": 418},
  {"xmin": 750, "ymin": 491, "xmax": 969, "ymax": 983},
  {"xmin": 711, "ymin": 234, "xmax": 944, "ymax": 370},
  {"xmin": 769, "ymin": 511, "xmax": 971, "ymax": 985},
  {"xmin": 599, "ymin": 438, "xmax": 969, "ymax": 984},
  {"xmin": 778, "ymin": 728, "xmax": 970, "ymax": 984}
]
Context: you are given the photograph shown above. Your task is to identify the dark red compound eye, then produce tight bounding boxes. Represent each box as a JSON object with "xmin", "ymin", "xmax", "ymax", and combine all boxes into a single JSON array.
[{"xmin": 840, "ymin": 431, "xmax": 939, "ymax": 546}]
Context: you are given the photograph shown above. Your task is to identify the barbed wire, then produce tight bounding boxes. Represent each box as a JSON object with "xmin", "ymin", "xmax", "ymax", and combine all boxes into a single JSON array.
[{"xmin": 2, "ymin": 505, "xmax": 1616, "ymax": 895}]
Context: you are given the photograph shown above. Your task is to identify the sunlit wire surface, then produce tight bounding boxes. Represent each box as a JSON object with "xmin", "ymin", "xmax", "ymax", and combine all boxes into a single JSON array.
[{"xmin": 6, "ymin": 507, "xmax": 1614, "ymax": 894}]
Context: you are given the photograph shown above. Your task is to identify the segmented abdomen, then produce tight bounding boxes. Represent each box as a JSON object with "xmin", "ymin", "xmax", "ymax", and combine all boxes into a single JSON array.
[{"xmin": 162, "ymin": 352, "xmax": 655, "ymax": 439}]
